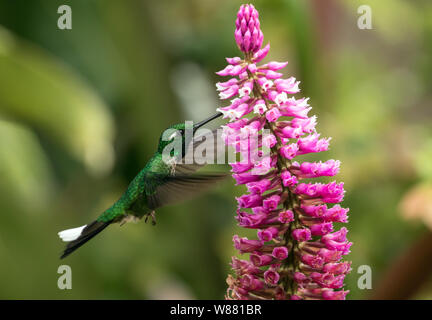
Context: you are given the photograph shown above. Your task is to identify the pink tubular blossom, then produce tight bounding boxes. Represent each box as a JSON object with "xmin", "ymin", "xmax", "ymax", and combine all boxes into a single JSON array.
[
  {"xmin": 264, "ymin": 270, "xmax": 280, "ymax": 285},
  {"xmin": 222, "ymin": 5, "xmax": 351, "ymax": 300},
  {"xmin": 292, "ymin": 228, "xmax": 312, "ymax": 242},
  {"xmin": 253, "ymin": 43, "xmax": 270, "ymax": 62},
  {"xmin": 272, "ymin": 246, "xmax": 289, "ymax": 260},
  {"xmin": 290, "ymin": 160, "xmax": 341, "ymax": 178},
  {"xmin": 278, "ymin": 210, "xmax": 294, "ymax": 224},
  {"xmin": 281, "ymin": 170, "xmax": 298, "ymax": 187},
  {"xmin": 257, "ymin": 227, "xmax": 279, "ymax": 242},
  {"xmin": 265, "ymin": 107, "xmax": 282, "ymax": 122}
]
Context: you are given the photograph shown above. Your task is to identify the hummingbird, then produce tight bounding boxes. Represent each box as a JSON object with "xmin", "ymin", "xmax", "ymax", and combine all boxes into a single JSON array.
[{"xmin": 58, "ymin": 112, "xmax": 224, "ymax": 259}]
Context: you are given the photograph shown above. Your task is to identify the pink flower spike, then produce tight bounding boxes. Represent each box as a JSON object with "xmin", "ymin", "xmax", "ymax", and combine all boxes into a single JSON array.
[{"xmin": 221, "ymin": 5, "xmax": 350, "ymax": 300}]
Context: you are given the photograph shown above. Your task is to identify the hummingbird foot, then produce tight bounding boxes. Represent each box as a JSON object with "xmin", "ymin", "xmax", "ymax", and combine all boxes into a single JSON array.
[
  {"xmin": 119, "ymin": 214, "xmax": 141, "ymax": 226},
  {"xmin": 144, "ymin": 211, "xmax": 156, "ymax": 226}
]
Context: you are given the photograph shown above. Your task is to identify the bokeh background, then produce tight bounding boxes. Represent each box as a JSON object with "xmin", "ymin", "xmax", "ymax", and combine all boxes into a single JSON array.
[{"xmin": 0, "ymin": 0, "xmax": 431, "ymax": 299}]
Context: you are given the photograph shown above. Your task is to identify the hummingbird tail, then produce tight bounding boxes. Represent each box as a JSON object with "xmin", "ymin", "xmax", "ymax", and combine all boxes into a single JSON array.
[{"xmin": 58, "ymin": 220, "xmax": 112, "ymax": 259}]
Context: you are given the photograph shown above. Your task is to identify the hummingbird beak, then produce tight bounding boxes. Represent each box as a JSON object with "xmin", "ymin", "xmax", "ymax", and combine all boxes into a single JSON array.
[{"xmin": 193, "ymin": 112, "xmax": 223, "ymax": 132}]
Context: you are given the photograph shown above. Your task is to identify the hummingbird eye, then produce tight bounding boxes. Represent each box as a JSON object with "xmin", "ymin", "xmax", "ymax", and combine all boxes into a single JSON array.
[{"xmin": 168, "ymin": 130, "xmax": 184, "ymax": 141}]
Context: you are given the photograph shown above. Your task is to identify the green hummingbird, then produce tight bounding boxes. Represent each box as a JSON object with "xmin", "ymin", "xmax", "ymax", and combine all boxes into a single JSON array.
[{"xmin": 58, "ymin": 112, "xmax": 224, "ymax": 259}]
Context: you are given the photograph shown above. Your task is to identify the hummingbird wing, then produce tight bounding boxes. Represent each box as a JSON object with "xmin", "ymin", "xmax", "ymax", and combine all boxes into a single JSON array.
[
  {"xmin": 144, "ymin": 172, "xmax": 227, "ymax": 209},
  {"xmin": 176, "ymin": 129, "xmax": 227, "ymax": 174}
]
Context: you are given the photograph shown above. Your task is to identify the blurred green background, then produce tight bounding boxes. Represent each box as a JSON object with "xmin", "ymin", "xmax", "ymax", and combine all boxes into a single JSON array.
[{"xmin": 0, "ymin": 0, "xmax": 431, "ymax": 299}]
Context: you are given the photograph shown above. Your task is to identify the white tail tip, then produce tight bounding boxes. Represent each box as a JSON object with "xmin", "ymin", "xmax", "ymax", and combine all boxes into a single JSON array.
[{"xmin": 58, "ymin": 225, "xmax": 86, "ymax": 242}]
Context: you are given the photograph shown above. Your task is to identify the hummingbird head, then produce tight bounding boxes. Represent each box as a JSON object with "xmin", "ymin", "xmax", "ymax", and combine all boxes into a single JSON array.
[{"xmin": 157, "ymin": 112, "xmax": 222, "ymax": 157}]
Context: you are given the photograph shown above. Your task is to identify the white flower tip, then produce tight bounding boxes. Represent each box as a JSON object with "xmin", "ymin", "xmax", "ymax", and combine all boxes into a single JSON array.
[{"xmin": 58, "ymin": 225, "xmax": 86, "ymax": 242}]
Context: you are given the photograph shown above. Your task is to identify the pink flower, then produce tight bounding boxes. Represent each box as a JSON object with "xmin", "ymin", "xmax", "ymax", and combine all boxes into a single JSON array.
[
  {"xmin": 246, "ymin": 179, "xmax": 272, "ymax": 194},
  {"xmin": 253, "ymin": 99, "xmax": 267, "ymax": 114},
  {"xmin": 262, "ymin": 133, "xmax": 277, "ymax": 148},
  {"xmin": 232, "ymin": 171, "xmax": 262, "ymax": 185},
  {"xmin": 292, "ymin": 228, "xmax": 312, "ymax": 242},
  {"xmin": 222, "ymin": 4, "xmax": 351, "ymax": 301},
  {"xmin": 310, "ymin": 223, "xmax": 334, "ymax": 236},
  {"xmin": 216, "ymin": 78, "xmax": 238, "ymax": 91},
  {"xmin": 253, "ymin": 43, "xmax": 270, "ymax": 63},
  {"xmin": 279, "ymin": 125, "xmax": 303, "ymax": 139},
  {"xmin": 281, "ymin": 169, "xmax": 298, "ymax": 187},
  {"xmin": 291, "ymin": 115, "xmax": 317, "ymax": 133},
  {"xmin": 250, "ymin": 253, "xmax": 273, "ymax": 267},
  {"xmin": 279, "ymin": 97, "xmax": 311, "ymax": 118},
  {"xmin": 265, "ymin": 107, "xmax": 281, "ymax": 122},
  {"xmin": 261, "ymin": 61, "xmax": 288, "ymax": 71},
  {"xmin": 280, "ymin": 143, "xmax": 299, "ymax": 160},
  {"xmin": 274, "ymin": 77, "xmax": 300, "ymax": 94},
  {"xmin": 262, "ymin": 194, "xmax": 281, "ymax": 211},
  {"xmin": 291, "ymin": 160, "xmax": 341, "ymax": 178},
  {"xmin": 322, "ymin": 290, "xmax": 349, "ymax": 300},
  {"xmin": 257, "ymin": 227, "xmax": 279, "ymax": 242},
  {"xmin": 233, "ymin": 235, "xmax": 263, "ymax": 253},
  {"xmin": 297, "ymin": 133, "xmax": 331, "ymax": 155},
  {"xmin": 278, "ymin": 210, "xmax": 294, "ymax": 224},
  {"xmin": 264, "ymin": 270, "xmax": 280, "ymax": 285},
  {"xmin": 272, "ymin": 246, "xmax": 289, "ymax": 260},
  {"xmin": 225, "ymin": 57, "xmax": 242, "ymax": 65},
  {"xmin": 236, "ymin": 194, "xmax": 263, "ymax": 208}
]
